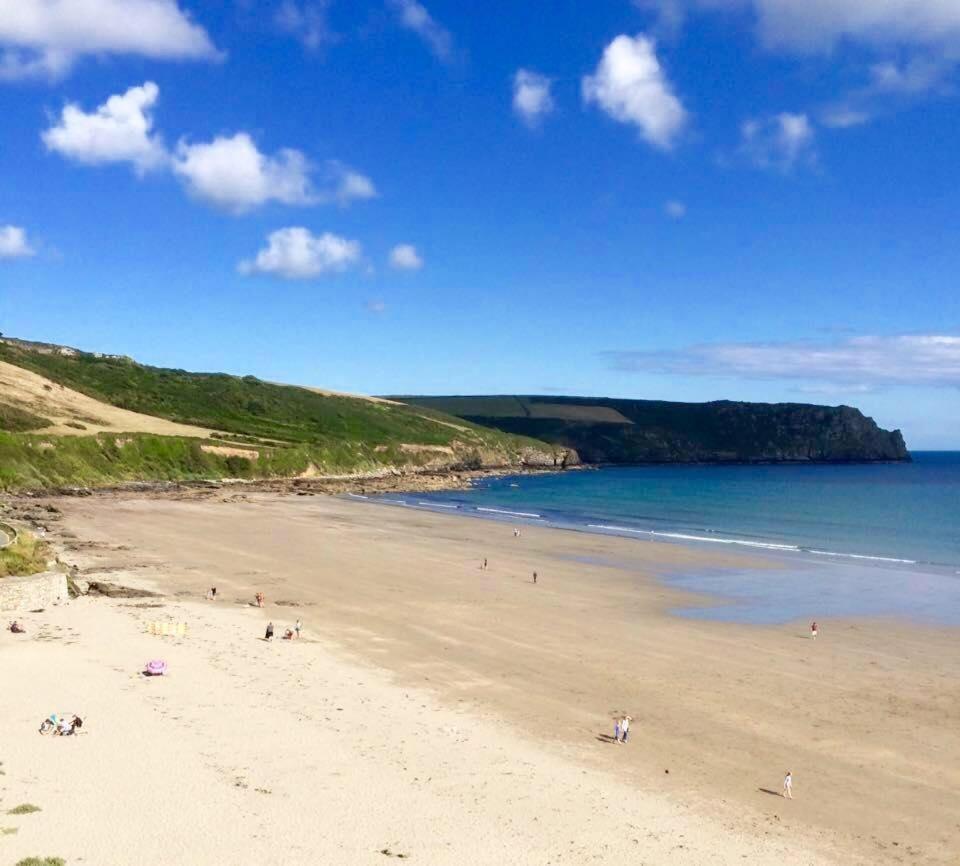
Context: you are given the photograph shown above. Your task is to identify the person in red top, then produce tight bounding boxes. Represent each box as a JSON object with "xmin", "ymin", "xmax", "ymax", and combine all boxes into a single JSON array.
[{"xmin": 810, "ymin": 621, "xmax": 818, "ymax": 640}]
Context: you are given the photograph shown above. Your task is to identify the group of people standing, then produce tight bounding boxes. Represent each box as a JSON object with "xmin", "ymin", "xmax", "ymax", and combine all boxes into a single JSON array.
[{"xmin": 613, "ymin": 715, "xmax": 631, "ymax": 743}]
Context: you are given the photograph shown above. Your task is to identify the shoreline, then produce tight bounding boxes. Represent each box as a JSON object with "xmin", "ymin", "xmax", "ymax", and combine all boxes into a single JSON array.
[{"xmin": 3, "ymin": 491, "xmax": 959, "ymax": 864}]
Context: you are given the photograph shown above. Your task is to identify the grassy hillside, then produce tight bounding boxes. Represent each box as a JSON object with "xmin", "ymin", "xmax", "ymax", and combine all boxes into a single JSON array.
[
  {"xmin": 0, "ymin": 340, "xmax": 572, "ymax": 491},
  {"xmin": 396, "ymin": 395, "xmax": 911, "ymax": 464}
]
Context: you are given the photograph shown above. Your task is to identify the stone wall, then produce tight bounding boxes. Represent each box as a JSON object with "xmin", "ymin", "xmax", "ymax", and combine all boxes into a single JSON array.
[{"xmin": 0, "ymin": 571, "xmax": 69, "ymax": 613}]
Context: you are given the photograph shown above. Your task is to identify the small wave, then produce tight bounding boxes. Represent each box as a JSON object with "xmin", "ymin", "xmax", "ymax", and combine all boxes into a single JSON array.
[
  {"xmin": 345, "ymin": 493, "xmax": 368, "ymax": 500},
  {"xmin": 588, "ymin": 524, "xmax": 799, "ymax": 552},
  {"xmin": 380, "ymin": 498, "xmax": 407, "ymax": 505},
  {"xmin": 477, "ymin": 507, "xmax": 542, "ymax": 519},
  {"xmin": 807, "ymin": 549, "xmax": 917, "ymax": 565},
  {"xmin": 419, "ymin": 501, "xmax": 459, "ymax": 509}
]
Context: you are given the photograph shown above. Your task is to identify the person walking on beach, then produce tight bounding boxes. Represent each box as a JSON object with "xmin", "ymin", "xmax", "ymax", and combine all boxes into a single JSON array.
[
  {"xmin": 295, "ymin": 618, "xmax": 302, "ymax": 639},
  {"xmin": 782, "ymin": 770, "xmax": 793, "ymax": 799},
  {"xmin": 621, "ymin": 715, "xmax": 631, "ymax": 743},
  {"xmin": 255, "ymin": 592, "xmax": 264, "ymax": 608},
  {"xmin": 265, "ymin": 621, "xmax": 274, "ymax": 641},
  {"xmin": 810, "ymin": 621, "xmax": 818, "ymax": 640},
  {"xmin": 482, "ymin": 558, "xmax": 487, "ymax": 570},
  {"xmin": 614, "ymin": 718, "xmax": 621, "ymax": 742},
  {"xmin": 533, "ymin": 571, "xmax": 537, "ymax": 585}
]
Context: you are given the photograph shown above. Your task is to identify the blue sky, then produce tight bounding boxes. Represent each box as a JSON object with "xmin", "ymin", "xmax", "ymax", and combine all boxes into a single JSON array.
[{"xmin": 0, "ymin": 1, "xmax": 958, "ymax": 448}]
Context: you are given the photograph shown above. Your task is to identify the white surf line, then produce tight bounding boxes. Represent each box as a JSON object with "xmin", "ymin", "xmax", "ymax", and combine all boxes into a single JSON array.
[
  {"xmin": 380, "ymin": 498, "xmax": 408, "ymax": 505},
  {"xmin": 476, "ymin": 507, "xmax": 542, "ymax": 519},
  {"xmin": 418, "ymin": 501, "xmax": 459, "ymax": 508},
  {"xmin": 345, "ymin": 493, "xmax": 369, "ymax": 500},
  {"xmin": 588, "ymin": 524, "xmax": 799, "ymax": 551},
  {"xmin": 808, "ymin": 549, "xmax": 917, "ymax": 565}
]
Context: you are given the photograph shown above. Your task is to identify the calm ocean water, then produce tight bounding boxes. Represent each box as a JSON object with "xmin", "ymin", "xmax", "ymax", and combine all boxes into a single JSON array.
[{"xmin": 363, "ymin": 452, "xmax": 960, "ymax": 624}]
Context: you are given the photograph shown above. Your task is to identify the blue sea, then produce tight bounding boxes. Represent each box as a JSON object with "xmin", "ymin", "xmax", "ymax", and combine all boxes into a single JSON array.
[{"xmin": 363, "ymin": 453, "xmax": 960, "ymax": 625}]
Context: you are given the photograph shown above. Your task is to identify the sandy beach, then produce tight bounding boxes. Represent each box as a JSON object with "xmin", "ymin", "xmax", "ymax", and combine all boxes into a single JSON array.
[{"xmin": 3, "ymin": 491, "xmax": 958, "ymax": 865}]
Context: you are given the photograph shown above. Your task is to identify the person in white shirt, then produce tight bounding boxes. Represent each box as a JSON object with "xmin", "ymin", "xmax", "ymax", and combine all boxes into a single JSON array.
[
  {"xmin": 620, "ymin": 716, "xmax": 631, "ymax": 743},
  {"xmin": 782, "ymin": 771, "xmax": 793, "ymax": 798}
]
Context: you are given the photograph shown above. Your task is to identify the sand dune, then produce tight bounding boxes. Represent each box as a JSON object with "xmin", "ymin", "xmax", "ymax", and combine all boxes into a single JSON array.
[{"xmin": 0, "ymin": 360, "xmax": 216, "ymax": 438}]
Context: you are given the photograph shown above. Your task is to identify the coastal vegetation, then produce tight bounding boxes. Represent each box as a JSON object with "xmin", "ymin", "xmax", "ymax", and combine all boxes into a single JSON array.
[
  {"xmin": 0, "ymin": 531, "xmax": 49, "ymax": 578},
  {"xmin": 397, "ymin": 395, "xmax": 910, "ymax": 464},
  {"xmin": 0, "ymin": 339, "xmax": 569, "ymax": 492}
]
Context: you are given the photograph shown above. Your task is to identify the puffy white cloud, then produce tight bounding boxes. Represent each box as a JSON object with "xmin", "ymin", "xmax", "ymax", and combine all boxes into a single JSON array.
[
  {"xmin": 389, "ymin": 243, "xmax": 423, "ymax": 270},
  {"xmin": 239, "ymin": 227, "xmax": 361, "ymax": 279},
  {"xmin": 512, "ymin": 69, "xmax": 554, "ymax": 127},
  {"xmin": 387, "ymin": 0, "xmax": 453, "ymax": 61},
  {"xmin": 275, "ymin": 1, "xmax": 335, "ymax": 50},
  {"xmin": 740, "ymin": 112, "xmax": 815, "ymax": 171},
  {"xmin": 582, "ymin": 34, "xmax": 687, "ymax": 150},
  {"xmin": 0, "ymin": 225, "xmax": 35, "ymax": 259},
  {"xmin": 42, "ymin": 81, "xmax": 167, "ymax": 173},
  {"xmin": 0, "ymin": 0, "xmax": 218, "ymax": 81},
  {"xmin": 604, "ymin": 334, "xmax": 960, "ymax": 388},
  {"xmin": 43, "ymin": 82, "xmax": 376, "ymax": 215},
  {"xmin": 665, "ymin": 199, "xmax": 686, "ymax": 218},
  {"xmin": 172, "ymin": 138, "xmax": 375, "ymax": 214},
  {"xmin": 172, "ymin": 133, "xmax": 317, "ymax": 214}
]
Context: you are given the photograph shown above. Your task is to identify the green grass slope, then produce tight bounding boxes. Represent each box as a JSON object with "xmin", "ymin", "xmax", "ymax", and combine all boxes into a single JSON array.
[{"xmin": 0, "ymin": 340, "xmax": 571, "ymax": 491}]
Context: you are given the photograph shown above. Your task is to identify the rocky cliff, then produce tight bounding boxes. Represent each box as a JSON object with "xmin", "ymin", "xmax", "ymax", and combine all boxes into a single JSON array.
[{"xmin": 394, "ymin": 396, "xmax": 911, "ymax": 465}]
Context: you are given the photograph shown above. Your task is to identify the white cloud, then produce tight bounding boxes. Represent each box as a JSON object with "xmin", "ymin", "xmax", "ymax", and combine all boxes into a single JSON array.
[
  {"xmin": 0, "ymin": 0, "xmax": 218, "ymax": 81},
  {"xmin": 275, "ymin": 1, "xmax": 335, "ymax": 50},
  {"xmin": 637, "ymin": 1, "xmax": 960, "ymax": 53},
  {"xmin": 327, "ymin": 162, "xmax": 377, "ymax": 205},
  {"xmin": 605, "ymin": 334, "xmax": 960, "ymax": 388},
  {"xmin": 389, "ymin": 243, "xmax": 423, "ymax": 270},
  {"xmin": 0, "ymin": 225, "xmax": 35, "ymax": 259},
  {"xmin": 512, "ymin": 69, "xmax": 554, "ymax": 127},
  {"xmin": 42, "ymin": 81, "xmax": 167, "ymax": 173},
  {"xmin": 172, "ymin": 133, "xmax": 317, "ymax": 214},
  {"xmin": 747, "ymin": 0, "xmax": 960, "ymax": 54},
  {"xmin": 740, "ymin": 112, "xmax": 815, "ymax": 171},
  {"xmin": 582, "ymin": 34, "xmax": 688, "ymax": 150},
  {"xmin": 665, "ymin": 199, "xmax": 686, "ymax": 218},
  {"xmin": 239, "ymin": 227, "xmax": 362, "ymax": 279},
  {"xmin": 820, "ymin": 106, "xmax": 871, "ymax": 129},
  {"xmin": 42, "ymin": 82, "xmax": 376, "ymax": 215},
  {"xmin": 387, "ymin": 0, "xmax": 453, "ymax": 61}
]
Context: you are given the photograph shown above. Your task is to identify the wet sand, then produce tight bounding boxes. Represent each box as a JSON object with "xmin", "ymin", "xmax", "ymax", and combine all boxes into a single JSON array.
[{"xmin": 4, "ymin": 491, "xmax": 959, "ymax": 864}]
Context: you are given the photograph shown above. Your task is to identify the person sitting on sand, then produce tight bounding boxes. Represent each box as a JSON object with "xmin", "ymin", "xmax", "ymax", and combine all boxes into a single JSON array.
[
  {"xmin": 265, "ymin": 622, "xmax": 274, "ymax": 641},
  {"xmin": 9, "ymin": 620, "xmax": 25, "ymax": 633},
  {"xmin": 283, "ymin": 628, "xmax": 294, "ymax": 640},
  {"xmin": 56, "ymin": 715, "xmax": 82, "ymax": 736}
]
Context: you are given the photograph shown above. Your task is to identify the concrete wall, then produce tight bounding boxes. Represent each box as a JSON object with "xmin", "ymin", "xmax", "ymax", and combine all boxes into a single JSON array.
[
  {"xmin": 0, "ymin": 521, "xmax": 17, "ymax": 549},
  {"xmin": 0, "ymin": 570, "xmax": 69, "ymax": 613}
]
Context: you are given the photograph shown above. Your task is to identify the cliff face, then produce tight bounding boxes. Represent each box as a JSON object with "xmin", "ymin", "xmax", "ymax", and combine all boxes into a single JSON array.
[{"xmin": 394, "ymin": 396, "xmax": 911, "ymax": 465}]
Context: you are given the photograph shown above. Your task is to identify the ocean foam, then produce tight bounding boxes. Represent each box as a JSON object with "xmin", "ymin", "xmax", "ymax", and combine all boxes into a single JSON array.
[{"xmin": 477, "ymin": 507, "xmax": 542, "ymax": 519}]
